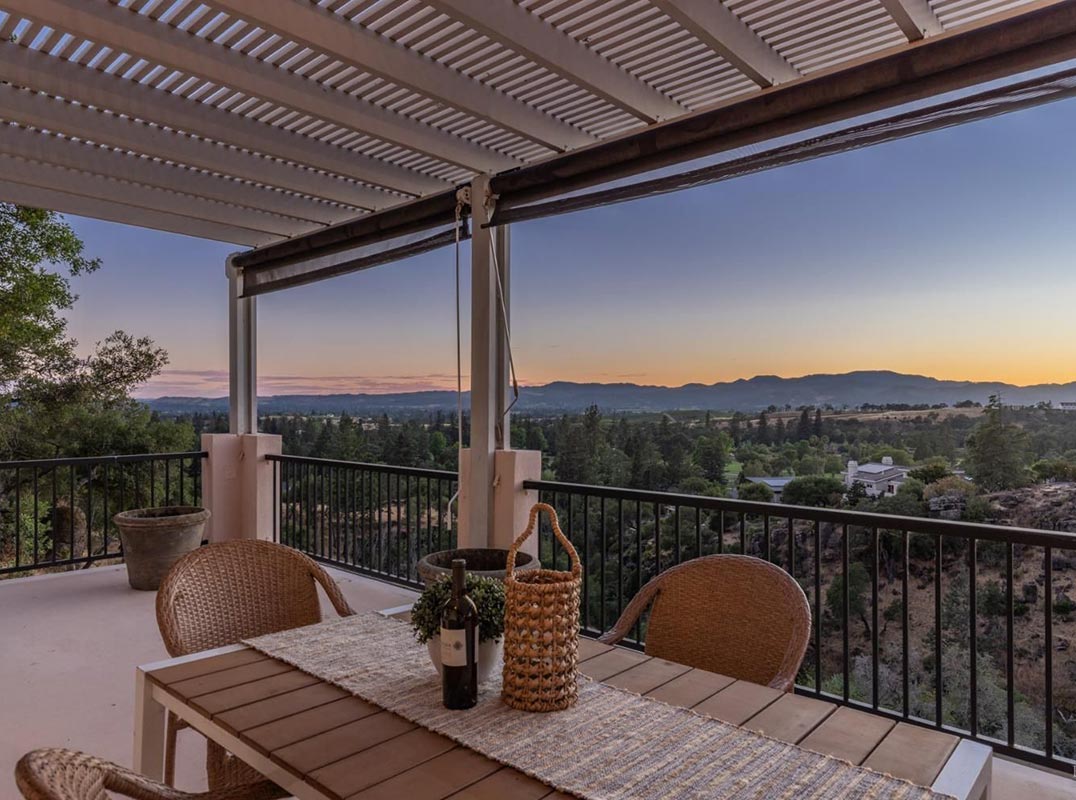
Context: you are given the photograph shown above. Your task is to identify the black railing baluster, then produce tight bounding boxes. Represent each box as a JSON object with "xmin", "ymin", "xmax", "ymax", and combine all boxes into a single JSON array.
[
  {"xmin": 788, "ymin": 515, "xmax": 795, "ymax": 578},
  {"xmin": 14, "ymin": 467, "xmax": 21, "ymax": 569},
  {"xmin": 600, "ymin": 497, "xmax": 606, "ymax": 633},
  {"xmin": 1006, "ymin": 541, "xmax": 1015, "ymax": 748},
  {"xmin": 695, "ymin": 506, "xmax": 702, "ymax": 559},
  {"xmin": 581, "ymin": 493, "xmax": 588, "ymax": 631},
  {"xmin": 674, "ymin": 505, "xmax": 681, "ymax": 566},
  {"xmin": 902, "ymin": 531, "xmax": 909, "ymax": 719},
  {"xmin": 1045, "ymin": 546, "xmax": 1054, "ymax": 758},
  {"xmin": 814, "ymin": 520, "xmax": 821, "ymax": 694},
  {"xmin": 872, "ymin": 526, "xmax": 879, "ymax": 710},
  {"xmin": 969, "ymin": 537, "xmax": 978, "ymax": 737},
  {"xmin": 842, "ymin": 522, "xmax": 850, "ymax": 703},
  {"xmin": 618, "ymin": 498, "xmax": 625, "ymax": 625},
  {"xmin": 634, "ymin": 500, "xmax": 642, "ymax": 644},
  {"xmin": 935, "ymin": 532, "xmax": 943, "ymax": 728},
  {"xmin": 764, "ymin": 514, "xmax": 771, "ymax": 563}
]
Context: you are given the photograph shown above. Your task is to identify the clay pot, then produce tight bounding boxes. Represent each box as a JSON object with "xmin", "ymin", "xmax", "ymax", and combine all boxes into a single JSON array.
[
  {"xmin": 416, "ymin": 548, "xmax": 537, "ymax": 587},
  {"xmin": 113, "ymin": 506, "xmax": 209, "ymax": 591}
]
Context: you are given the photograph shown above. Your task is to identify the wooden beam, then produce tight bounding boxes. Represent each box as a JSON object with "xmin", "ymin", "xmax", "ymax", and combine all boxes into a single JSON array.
[
  {"xmin": 491, "ymin": 1, "xmax": 1076, "ymax": 207},
  {"xmin": 650, "ymin": 0, "xmax": 799, "ymax": 87},
  {"xmin": 4, "ymin": 0, "xmax": 510, "ymax": 171},
  {"xmin": 880, "ymin": 0, "xmax": 944, "ymax": 41},
  {"xmin": 424, "ymin": 0, "xmax": 684, "ymax": 123},
  {"xmin": 0, "ymin": 122, "xmax": 333, "ymax": 230},
  {"xmin": 207, "ymin": 0, "xmax": 595, "ymax": 152},
  {"xmin": 0, "ymin": 179, "xmax": 270, "ymax": 246},
  {"xmin": 0, "ymin": 41, "xmax": 444, "ymax": 198},
  {"xmin": 0, "ymin": 153, "xmax": 284, "ymax": 243},
  {"xmin": 0, "ymin": 83, "xmax": 375, "ymax": 211}
]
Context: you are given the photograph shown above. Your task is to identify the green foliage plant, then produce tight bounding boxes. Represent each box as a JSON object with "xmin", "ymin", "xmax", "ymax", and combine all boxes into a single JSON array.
[{"xmin": 410, "ymin": 574, "xmax": 506, "ymax": 644}]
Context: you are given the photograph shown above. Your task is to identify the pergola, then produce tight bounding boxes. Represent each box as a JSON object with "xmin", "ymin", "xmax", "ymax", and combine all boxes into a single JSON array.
[{"xmin": 2, "ymin": 0, "xmax": 1076, "ymax": 544}]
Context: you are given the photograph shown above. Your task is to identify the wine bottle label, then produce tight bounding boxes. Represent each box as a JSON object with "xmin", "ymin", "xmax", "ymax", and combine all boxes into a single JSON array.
[{"xmin": 440, "ymin": 628, "xmax": 470, "ymax": 668}]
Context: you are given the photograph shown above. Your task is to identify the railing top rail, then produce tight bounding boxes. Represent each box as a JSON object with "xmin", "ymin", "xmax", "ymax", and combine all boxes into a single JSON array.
[
  {"xmin": 523, "ymin": 479, "xmax": 1076, "ymax": 550},
  {"xmin": 0, "ymin": 451, "xmax": 209, "ymax": 471},
  {"xmin": 268, "ymin": 453, "xmax": 456, "ymax": 480}
]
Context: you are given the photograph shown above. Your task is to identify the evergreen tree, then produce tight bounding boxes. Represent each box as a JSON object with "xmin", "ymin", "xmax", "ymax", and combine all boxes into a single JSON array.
[{"xmin": 796, "ymin": 408, "xmax": 812, "ymax": 440}]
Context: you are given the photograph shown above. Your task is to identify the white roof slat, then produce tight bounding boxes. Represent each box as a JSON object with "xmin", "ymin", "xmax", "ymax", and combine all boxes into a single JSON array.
[
  {"xmin": 207, "ymin": 0, "xmax": 594, "ymax": 152},
  {"xmin": 6, "ymin": 0, "xmax": 514, "ymax": 171}
]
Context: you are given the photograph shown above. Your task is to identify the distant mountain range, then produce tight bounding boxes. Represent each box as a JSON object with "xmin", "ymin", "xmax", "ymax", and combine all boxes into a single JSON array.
[{"xmin": 143, "ymin": 370, "xmax": 1076, "ymax": 416}]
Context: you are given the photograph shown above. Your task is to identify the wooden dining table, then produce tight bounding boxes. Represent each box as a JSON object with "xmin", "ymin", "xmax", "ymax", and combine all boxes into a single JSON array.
[{"xmin": 134, "ymin": 611, "xmax": 991, "ymax": 800}]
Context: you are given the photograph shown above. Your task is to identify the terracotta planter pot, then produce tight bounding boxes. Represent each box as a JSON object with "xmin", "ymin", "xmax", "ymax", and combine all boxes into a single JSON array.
[
  {"xmin": 113, "ymin": 506, "xmax": 210, "ymax": 591},
  {"xmin": 426, "ymin": 636, "xmax": 503, "ymax": 684},
  {"xmin": 416, "ymin": 548, "xmax": 537, "ymax": 587}
]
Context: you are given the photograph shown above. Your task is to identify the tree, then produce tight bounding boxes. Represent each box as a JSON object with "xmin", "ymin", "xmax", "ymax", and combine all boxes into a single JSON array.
[
  {"xmin": 813, "ymin": 408, "xmax": 824, "ymax": 438},
  {"xmin": 964, "ymin": 395, "xmax": 1030, "ymax": 491},
  {"xmin": 737, "ymin": 481, "xmax": 774, "ymax": 503},
  {"xmin": 0, "ymin": 205, "xmax": 169, "ymax": 459},
  {"xmin": 908, "ymin": 459, "xmax": 950, "ymax": 484},
  {"xmin": 756, "ymin": 412, "xmax": 769, "ymax": 445},
  {"xmin": 826, "ymin": 562, "xmax": 872, "ymax": 637},
  {"xmin": 796, "ymin": 408, "xmax": 812, "ymax": 441},
  {"xmin": 695, "ymin": 434, "xmax": 729, "ymax": 483},
  {"xmin": 781, "ymin": 475, "xmax": 845, "ymax": 507}
]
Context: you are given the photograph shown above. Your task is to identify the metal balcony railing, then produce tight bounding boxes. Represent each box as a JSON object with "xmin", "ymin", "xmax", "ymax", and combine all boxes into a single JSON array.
[
  {"xmin": 524, "ymin": 479, "xmax": 1076, "ymax": 774},
  {"xmin": 268, "ymin": 454, "xmax": 458, "ymax": 590},
  {"xmin": 0, "ymin": 451, "xmax": 207, "ymax": 577}
]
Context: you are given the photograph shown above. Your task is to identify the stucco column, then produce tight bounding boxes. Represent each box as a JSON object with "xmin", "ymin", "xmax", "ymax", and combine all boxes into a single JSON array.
[
  {"xmin": 201, "ymin": 432, "xmax": 281, "ymax": 542},
  {"xmin": 458, "ymin": 448, "xmax": 541, "ymax": 560}
]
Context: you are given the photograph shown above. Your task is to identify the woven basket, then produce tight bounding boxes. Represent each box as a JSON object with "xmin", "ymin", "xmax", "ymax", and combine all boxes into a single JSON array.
[{"xmin": 501, "ymin": 502, "xmax": 581, "ymax": 712}]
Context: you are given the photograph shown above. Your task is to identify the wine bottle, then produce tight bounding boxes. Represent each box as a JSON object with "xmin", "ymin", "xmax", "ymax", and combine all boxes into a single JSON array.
[{"xmin": 440, "ymin": 558, "xmax": 478, "ymax": 709}]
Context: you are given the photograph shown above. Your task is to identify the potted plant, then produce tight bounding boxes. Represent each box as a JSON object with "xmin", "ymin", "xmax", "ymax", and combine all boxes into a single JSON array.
[
  {"xmin": 113, "ymin": 506, "xmax": 209, "ymax": 591},
  {"xmin": 417, "ymin": 547, "xmax": 537, "ymax": 586},
  {"xmin": 411, "ymin": 573, "xmax": 505, "ymax": 683}
]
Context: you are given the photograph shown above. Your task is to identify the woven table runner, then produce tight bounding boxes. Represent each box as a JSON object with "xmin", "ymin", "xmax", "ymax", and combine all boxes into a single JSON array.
[{"xmin": 244, "ymin": 614, "xmax": 945, "ymax": 800}]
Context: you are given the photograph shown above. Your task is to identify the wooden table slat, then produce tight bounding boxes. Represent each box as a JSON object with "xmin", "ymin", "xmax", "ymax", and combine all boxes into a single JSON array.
[
  {"xmin": 577, "ymin": 638, "xmax": 614, "ymax": 662},
  {"xmin": 168, "ymin": 658, "xmax": 292, "ymax": 699},
  {"xmin": 691, "ymin": 679, "xmax": 783, "ymax": 726},
  {"xmin": 276, "ymin": 710, "xmax": 415, "ymax": 775},
  {"xmin": 643, "ymin": 667, "xmax": 735, "ymax": 707},
  {"xmin": 444, "ymin": 767, "xmax": 554, "ymax": 800},
  {"xmin": 215, "ymin": 682, "xmax": 349, "ymax": 734},
  {"xmin": 603, "ymin": 657, "xmax": 692, "ymax": 696},
  {"xmin": 148, "ymin": 648, "xmax": 266, "ymax": 685},
  {"xmin": 193, "ymin": 669, "xmax": 321, "ymax": 715},
  {"xmin": 348, "ymin": 746, "xmax": 501, "ymax": 800},
  {"xmin": 245, "ymin": 696, "xmax": 384, "ymax": 753},
  {"xmin": 798, "ymin": 706, "xmax": 896, "ymax": 766},
  {"xmin": 862, "ymin": 722, "xmax": 960, "ymax": 788},
  {"xmin": 576, "ymin": 648, "xmax": 649, "ymax": 682},
  {"xmin": 309, "ymin": 727, "xmax": 455, "ymax": 799},
  {"xmin": 740, "ymin": 693, "xmax": 836, "ymax": 744}
]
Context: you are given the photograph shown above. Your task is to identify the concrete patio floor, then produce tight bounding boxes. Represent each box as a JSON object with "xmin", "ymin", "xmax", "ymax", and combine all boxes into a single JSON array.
[
  {"xmin": 1, "ymin": 564, "xmax": 1073, "ymax": 798},
  {"xmin": 0, "ymin": 563, "xmax": 417, "ymax": 794}
]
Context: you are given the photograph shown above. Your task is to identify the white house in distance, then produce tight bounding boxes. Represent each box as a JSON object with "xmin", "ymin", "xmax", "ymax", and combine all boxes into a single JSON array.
[
  {"xmin": 1060, "ymin": 401, "xmax": 1076, "ymax": 412},
  {"xmin": 846, "ymin": 457, "xmax": 910, "ymax": 497}
]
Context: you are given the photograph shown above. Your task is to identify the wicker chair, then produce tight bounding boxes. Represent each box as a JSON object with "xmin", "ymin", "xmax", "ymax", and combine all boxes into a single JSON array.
[
  {"xmin": 598, "ymin": 554, "xmax": 811, "ymax": 691},
  {"xmin": 156, "ymin": 539, "xmax": 355, "ymax": 789},
  {"xmin": 15, "ymin": 748, "xmax": 285, "ymax": 800}
]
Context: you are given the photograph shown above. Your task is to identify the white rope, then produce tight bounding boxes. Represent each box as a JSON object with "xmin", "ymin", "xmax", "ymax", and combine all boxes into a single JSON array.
[
  {"xmin": 489, "ymin": 227, "xmax": 520, "ymax": 422},
  {"xmin": 446, "ymin": 189, "xmax": 467, "ymax": 535}
]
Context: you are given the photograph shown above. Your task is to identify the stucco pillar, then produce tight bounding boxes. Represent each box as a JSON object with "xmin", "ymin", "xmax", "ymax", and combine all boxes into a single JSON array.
[
  {"xmin": 457, "ymin": 448, "xmax": 541, "ymax": 559},
  {"xmin": 201, "ymin": 433, "xmax": 281, "ymax": 542}
]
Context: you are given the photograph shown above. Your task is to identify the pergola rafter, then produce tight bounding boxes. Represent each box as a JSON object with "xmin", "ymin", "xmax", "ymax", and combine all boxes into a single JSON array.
[
  {"xmin": 650, "ymin": 0, "xmax": 800, "ymax": 87},
  {"xmin": 880, "ymin": 0, "xmax": 944, "ymax": 41},
  {"xmin": 423, "ymin": 0, "xmax": 685, "ymax": 123},
  {"xmin": 205, "ymin": 0, "xmax": 598, "ymax": 152}
]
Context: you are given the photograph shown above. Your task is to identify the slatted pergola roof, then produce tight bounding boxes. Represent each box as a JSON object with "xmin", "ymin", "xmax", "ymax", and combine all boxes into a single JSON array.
[{"xmin": 0, "ymin": 0, "xmax": 1071, "ymax": 247}]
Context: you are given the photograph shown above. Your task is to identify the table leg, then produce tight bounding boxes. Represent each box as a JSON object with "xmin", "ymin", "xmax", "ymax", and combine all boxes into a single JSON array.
[{"xmin": 133, "ymin": 668, "xmax": 166, "ymax": 780}]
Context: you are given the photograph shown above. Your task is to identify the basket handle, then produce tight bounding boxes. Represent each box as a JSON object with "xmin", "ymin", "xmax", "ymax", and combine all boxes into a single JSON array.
[{"xmin": 506, "ymin": 502, "xmax": 581, "ymax": 579}]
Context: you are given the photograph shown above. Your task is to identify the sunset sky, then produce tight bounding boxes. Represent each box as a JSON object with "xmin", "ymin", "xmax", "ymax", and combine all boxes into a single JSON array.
[{"xmin": 61, "ymin": 96, "xmax": 1076, "ymax": 399}]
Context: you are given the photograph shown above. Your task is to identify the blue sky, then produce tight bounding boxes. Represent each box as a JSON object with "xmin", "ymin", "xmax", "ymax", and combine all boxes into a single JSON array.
[{"xmin": 62, "ymin": 96, "xmax": 1076, "ymax": 398}]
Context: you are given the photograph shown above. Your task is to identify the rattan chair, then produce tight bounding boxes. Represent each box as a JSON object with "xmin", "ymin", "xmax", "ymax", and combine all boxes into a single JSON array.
[
  {"xmin": 598, "ymin": 554, "xmax": 811, "ymax": 691},
  {"xmin": 15, "ymin": 748, "xmax": 285, "ymax": 800},
  {"xmin": 156, "ymin": 539, "xmax": 355, "ymax": 789}
]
